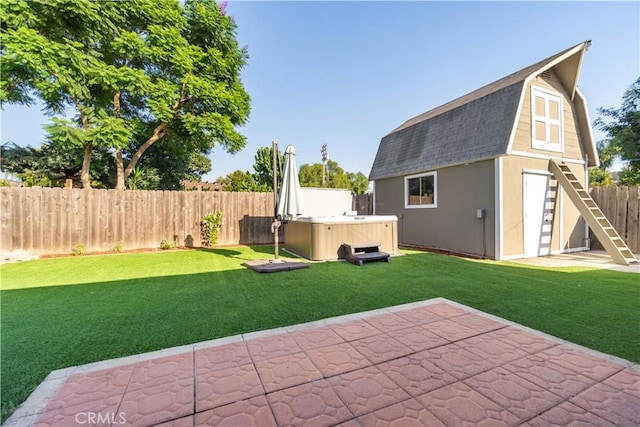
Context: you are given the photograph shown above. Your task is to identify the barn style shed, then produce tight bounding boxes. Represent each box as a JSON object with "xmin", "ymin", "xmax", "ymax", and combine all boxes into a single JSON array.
[{"xmin": 369, "ymin": 41, "xmax": 636, "ymax": 264}]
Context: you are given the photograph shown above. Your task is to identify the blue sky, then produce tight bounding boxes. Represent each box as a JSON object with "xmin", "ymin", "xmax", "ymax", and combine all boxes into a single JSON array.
[{"xmin": 1, "ymin": 1, "xmax": 638, "ymax": 181}]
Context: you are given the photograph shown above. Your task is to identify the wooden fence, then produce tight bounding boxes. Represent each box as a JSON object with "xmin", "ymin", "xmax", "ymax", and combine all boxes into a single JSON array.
[
  {"xmin": 0, "ymin": 187, "xmax": 375, "ymax": 255},
  {"xmin": 589, "ymin": 186, "xmax": 640, "ymax": 253},
  {"xmin": 354, "ymin": 193, "xmax": 373, "ymax": 215},
  {"xmin": 0, "ymin": 187, "xmax": 280, "ymax": 255},
  {"xmin": 2, "ymin": 186, "xmax": 636, "ymax": 256}
]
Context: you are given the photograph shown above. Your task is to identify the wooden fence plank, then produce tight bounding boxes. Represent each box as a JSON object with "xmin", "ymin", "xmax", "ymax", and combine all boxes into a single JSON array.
[
  {"xmin": 627, "ymin": 186, "xmax": 639, "ymax": 253},
  {"xmin": 615, "ymin": 186, "xmax": 628, "ymax": 242},
  {"xmin": 0, "ymin": 189, "xmax": 12, "ymax": 253}
]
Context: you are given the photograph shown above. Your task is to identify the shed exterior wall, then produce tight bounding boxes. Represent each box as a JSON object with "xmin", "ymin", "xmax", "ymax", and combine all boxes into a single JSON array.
[
  {"xmin": 374, "ymin": 159, "xmax": 495, "ymax": 258},
  {"xmin": 501, "ymin": 151, "xmax": 588, "ymax": 258},
  {"xmin": 511, "ymin": 70, "xmax": 585, "ymax": 162},
  {"xmin": 501, "ymin": 67, "xmax": 590, "ymax": 258}
]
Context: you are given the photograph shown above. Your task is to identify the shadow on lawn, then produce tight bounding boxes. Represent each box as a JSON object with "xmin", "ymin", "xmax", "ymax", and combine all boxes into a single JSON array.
[
  {"xmin": 196, "ymin": 247, "xmax": 244, "ymax": 258},
  {"xmin": 195, "ymin": 245, "xmax": 301, "ymax": 261}
]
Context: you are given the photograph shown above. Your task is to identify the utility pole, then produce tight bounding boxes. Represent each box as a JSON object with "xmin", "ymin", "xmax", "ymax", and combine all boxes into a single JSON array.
[{"xmin": 321, "ymin": 143, "xmax": 328, "ymax": 187}]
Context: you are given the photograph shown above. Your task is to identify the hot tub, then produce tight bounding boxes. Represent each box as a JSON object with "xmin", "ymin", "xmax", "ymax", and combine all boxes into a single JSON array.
[{"xmin": 284, "ymin": 215, "xmax": 398, "ymax": 261}]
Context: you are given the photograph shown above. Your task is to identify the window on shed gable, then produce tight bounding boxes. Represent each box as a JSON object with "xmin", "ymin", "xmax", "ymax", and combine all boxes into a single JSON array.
[
  {"xmin": 531, "ymin": 86, "xmax": 563, "ymax": 152},
  {"xmin": 405, "ymin": 172, "xmax": 437, "ymax": 208}
]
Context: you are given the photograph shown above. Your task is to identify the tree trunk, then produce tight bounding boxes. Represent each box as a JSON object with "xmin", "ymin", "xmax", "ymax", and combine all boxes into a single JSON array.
[
  {"xmin": 81, "ymin": 143, "xmax": 93, "ymax": 189},
  {"xmin": 122, "ymin": 123, "xmax": 168, "ymax": 183},
  {"xmin": 112, "ymin": 91, "xmax": 127, "ymax": 190},
  {"xmin": 115, "ymin": 148, "xmax": 125, "ymax": 190},
  {"xmin": 78, "ymin": 107, "xmax": 92, "ymax": 189}
]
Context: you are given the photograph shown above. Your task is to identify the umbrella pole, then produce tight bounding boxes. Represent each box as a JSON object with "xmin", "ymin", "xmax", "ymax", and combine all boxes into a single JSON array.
[{"xmin": 273, "ymin": 140, "xmax": 279, "ymax": 260}]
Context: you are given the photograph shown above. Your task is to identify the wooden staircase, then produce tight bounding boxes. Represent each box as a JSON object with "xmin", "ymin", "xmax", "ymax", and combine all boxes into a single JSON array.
[{"xmin": 549, "ymin": 160, "xmax": 637, "ymax": 265}]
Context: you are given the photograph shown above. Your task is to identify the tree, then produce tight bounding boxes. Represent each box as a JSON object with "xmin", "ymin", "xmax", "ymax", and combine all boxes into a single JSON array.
[
  {"xmin": 219, "ymin": 145, "xmax": 284, "ymax": 192},
  {"xmin": 220, "ymin": 169, "xmax": 257, "ymax": 192},
  {"xmin": 126, "ymin": 166, "xmax": 161, "ymax": 190},
  {"xmin": 0, "ymin": 137, "xmax": 209, "ymax": 190},
  {"xmin": 298, "ymin": 163, "xmax": 324, "ymax": 188},
  {"xmin": 594, "ymin": 77, "xmax": 640, "ymax": 185},
  {"xmin": 299, "ymin": 160, "xmax": 369, "ymax": 193},
  {"xmin": 588, "ymin": 167, "xmax": 614, "ymax": 187},
  {"xmin": 252, "ymin": 146, "xmax": 283, "ymax": 191},
  {"xmin": 1, "ymin": 0, "xmax": 250, "ymax": 189},
  {"xmin": 588, "ymin": 140, "xmax": 619, "ymax": 186},
  {"xmin": 140, "ymin": 137, "xmax": 213, "ymax": 190},
  {"xmin": 348, "ymin": 172, "xmax": 370, "ymax": 195},
  {"xmin": 1, "ymin": 141, "xmax": 115, "ymax": 188}
]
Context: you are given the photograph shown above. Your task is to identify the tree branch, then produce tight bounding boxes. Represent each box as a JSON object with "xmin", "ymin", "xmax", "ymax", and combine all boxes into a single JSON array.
[
  {"xmin": 122, "ymin": 82, "xmax": 188, "ymax": 182},
  {"xmin": 124, "ymin": 122, "xmax": 169, "ymax": 178}
]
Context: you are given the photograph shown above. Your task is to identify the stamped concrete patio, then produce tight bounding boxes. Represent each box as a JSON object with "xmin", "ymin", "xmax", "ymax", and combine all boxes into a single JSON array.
[{"xmin": 7, "ymin": 298, "xmax": 639, "ymax": 427}]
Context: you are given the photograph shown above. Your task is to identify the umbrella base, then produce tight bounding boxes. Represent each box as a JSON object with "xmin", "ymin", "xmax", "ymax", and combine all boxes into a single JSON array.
[{"xmin": 244, "ymin": 259, "xmax": 309, "ymax": 273}]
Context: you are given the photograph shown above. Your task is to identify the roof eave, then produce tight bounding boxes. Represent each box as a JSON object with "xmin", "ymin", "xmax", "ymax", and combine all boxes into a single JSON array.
[
  {"xmin": 574, "ymin": 86, "xmax": 599, "ymax": 168},
  {"xmin": 530, "ymin": 40, "xmax": 591, "ymax": 101}
]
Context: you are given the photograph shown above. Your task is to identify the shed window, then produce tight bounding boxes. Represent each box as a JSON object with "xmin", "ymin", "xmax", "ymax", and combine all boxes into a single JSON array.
[
  {"xmin": 531, "ymin": 86, "xmax": 563, "ymax": 152},
  {"xmin": 405, "ymin": 172, "xmax": 437, "ymax": 208}
]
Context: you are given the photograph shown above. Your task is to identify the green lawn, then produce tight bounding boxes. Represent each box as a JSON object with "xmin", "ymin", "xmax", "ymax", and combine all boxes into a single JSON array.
[{"xmin": 1, "ymin": 246, "xmax": 639, "ymax": 422}]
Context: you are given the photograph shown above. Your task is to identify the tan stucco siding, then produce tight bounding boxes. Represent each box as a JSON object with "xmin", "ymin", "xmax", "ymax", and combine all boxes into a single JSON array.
[
  {"xmin": 561, "ymin": 164, "xmax": 589, "ymax": 251},
  {"xmin": 374, "ymin": 160, "xmax": 495, "ymax": 258},
  {"xmin": 501, "ymin": 156, "xmax": 587, "ymax": 257},
  {"xmin": 511, "ymin": 70, "xmax": 585, "ymax": 162}
]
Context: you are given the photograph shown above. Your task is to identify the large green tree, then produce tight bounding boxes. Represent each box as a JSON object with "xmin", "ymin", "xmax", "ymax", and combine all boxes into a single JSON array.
[
  {"xmin": 1, "ymin": 0, "xmax": 250, "ymax": 189},
  {"xmin": 594, "ymin": 77, "xmax": 640, "ymax": 185}
]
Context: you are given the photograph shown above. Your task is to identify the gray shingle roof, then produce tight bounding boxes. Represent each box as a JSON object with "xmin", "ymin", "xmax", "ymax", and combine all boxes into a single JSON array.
[{"xmin": 369, "ymin": 43, "xmax": 588, "ymax": 180}]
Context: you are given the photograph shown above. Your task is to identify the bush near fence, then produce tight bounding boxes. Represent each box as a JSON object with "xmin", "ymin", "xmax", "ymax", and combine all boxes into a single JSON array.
[{"xmin": 0, "ymin": 187, "xmax": 374, "ymax": 256}]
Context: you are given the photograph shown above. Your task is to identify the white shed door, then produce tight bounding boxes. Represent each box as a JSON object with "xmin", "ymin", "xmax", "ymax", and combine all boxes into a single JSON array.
[{"xmin": 523, "ymin": 173, "xmax": 552, "ymax": 257}]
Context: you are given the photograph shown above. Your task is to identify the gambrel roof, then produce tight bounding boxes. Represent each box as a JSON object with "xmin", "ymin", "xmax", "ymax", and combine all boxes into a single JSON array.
[{"xmin": 369, "ymin": 41, "xmax": 597, "ymax": 181}]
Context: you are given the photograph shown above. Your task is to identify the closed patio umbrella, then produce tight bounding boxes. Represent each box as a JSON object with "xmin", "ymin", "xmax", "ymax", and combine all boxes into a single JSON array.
[
  {"xmin": 276, "ymin": 145, "xmax": 304, "ymax": 221},
  {"xmin": 243, "ymin": 142, "xmax": 309, "ymax": 272}
]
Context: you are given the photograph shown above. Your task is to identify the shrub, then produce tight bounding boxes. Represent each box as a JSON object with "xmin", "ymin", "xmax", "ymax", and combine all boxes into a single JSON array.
[
  {"xmin": 201, "ymin": 210, "xmax": 223, "ymax": 246},
  {"xmin": 159, "ymin": 239, "xmax": 174, "ymax": 250},
  {"xmin": 71, "ymin": 244, "xmax": 87, "ymax": 256},
  {"xmin": 111, "ymin": 241, "xmax": 124, "ymax": 253}
]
